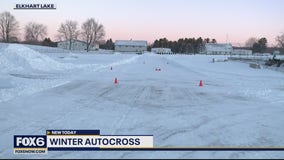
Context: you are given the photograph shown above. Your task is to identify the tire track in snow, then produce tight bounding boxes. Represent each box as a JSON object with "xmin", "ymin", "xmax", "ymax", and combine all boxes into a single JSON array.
[
  {"xmin": 110, "ymin": 85, "xmax": 147, "ymax": 134},
  {"xmin": 91, "ymin": 55, "xmax": 140, "ymax": 72}
]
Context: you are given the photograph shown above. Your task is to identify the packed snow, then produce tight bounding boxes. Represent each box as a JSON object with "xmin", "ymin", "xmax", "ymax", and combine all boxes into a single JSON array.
[{"xmin": 0, "ymin": 43, "xmax": 284, "ymax": 158}]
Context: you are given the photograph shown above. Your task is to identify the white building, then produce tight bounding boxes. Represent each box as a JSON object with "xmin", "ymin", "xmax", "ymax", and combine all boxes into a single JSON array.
[
  {"xmin": 205, "ymin": 43, "xmax": 233, "ymax": 55},
  {"xmin": 232, "ymin": 49, "xmax": 252, "ymax": 55},
  {"xmin": 151, "ymin": 48, "xmax": 173, "ymax": 54},
  {"xmin": 115, "ymin": 40, "xmax": 147, "ymax": 53},
  {"xmin": 58, "ymin": 40, "xmax": 87, "ymax": 50}
]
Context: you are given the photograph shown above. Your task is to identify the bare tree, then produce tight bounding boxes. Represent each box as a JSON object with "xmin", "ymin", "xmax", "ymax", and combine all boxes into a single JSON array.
[
  {"xmin": 57, "ymin": 20, "xmax": 79, "ymax": 50},
  {"xmin": 24, "ymin": 22, "xmax": 47, "ymax": 43},
  {"xmin": 276, "ymin": 33, "xmax": 284, "ymax": 48},
  {"xmin": 81, "ymin": 18, "xmax": 105, "ymax": 52},
  {"xmin": 0, "ymin": 11, "xmax": 19, "ymax": 42},
  {"xmin": 245, "ymin": 37, "xmax": 257, "ymax": 48}
]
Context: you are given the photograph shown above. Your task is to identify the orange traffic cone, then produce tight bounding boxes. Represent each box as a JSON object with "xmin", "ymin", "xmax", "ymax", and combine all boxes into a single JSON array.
[
  {"xmin": 199, "ymin": 80, "xmax": 203, "ymax": 87},
  {"xmin": 114, "ymin": 77, "xmax": 118, "ymax": 84}
]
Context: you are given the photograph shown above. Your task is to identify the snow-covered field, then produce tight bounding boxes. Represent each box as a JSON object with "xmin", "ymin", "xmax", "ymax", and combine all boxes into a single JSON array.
[{"xmin": 1, "ymin": 43, "xmax": 284, "ymax": 158}]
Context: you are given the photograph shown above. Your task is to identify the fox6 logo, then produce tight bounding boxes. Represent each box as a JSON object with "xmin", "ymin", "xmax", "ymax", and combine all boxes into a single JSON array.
[{"xmin": 14, "ymin": 135, "xmax": 47, "ymax": 148}]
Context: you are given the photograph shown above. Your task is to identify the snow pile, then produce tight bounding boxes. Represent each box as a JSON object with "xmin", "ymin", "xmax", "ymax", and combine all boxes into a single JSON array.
[
  {"xmin": 99, "ymin": 55, "xmax": 139, "ymax": 69},
  {"xmin": 24, "ymin": 44, "xmax": 70, "ymax": 53},
  {"xmin": 0, "ymin": 44, "xmax": 140, "ymax": 73},
  {"xmin": 0, "ymin": 44, "xmax": 74, "ymax": 73},
  {"xmin": 0, "ymin": 75, "xmax": 12, "ymax": 89},
  {"xmin": 0, "ymin": 43, "xmax": 9, "ymax": 51},
  {"xmin": 0, "ymin": 78, "xmax": 69, "ymax": 103},
  {"xmin": 0, "ymin": 44, "xmax": 141, "ymax": 103}
]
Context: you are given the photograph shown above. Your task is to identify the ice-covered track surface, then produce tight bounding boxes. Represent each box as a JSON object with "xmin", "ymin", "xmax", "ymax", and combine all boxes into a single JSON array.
[{"xmin": 1, "ymin": 44, "xmax": 284, "ymax": 158}]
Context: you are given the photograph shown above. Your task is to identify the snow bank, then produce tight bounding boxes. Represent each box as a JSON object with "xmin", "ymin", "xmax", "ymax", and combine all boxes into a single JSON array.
[
  {"xmin": 0, "ymin": 78, "xmax": 69, "ymax": 103},
  {"xmin": 24, "ymin": 44, "xmax": 70, "ymax": 53},
  {"xmin": 0, "ymin": 44, "xmax": 74, "ymax": 73},
  {"xmin": 0, "ymin": 44, "xmax": 142, "ymax": 103},
  {"xmin": 100, "ymin": 55, "xmax": 139, "ymax": 69},
  {"xmin": 0, "ymin": 75, "xmax": 12, "ymax": 89}
]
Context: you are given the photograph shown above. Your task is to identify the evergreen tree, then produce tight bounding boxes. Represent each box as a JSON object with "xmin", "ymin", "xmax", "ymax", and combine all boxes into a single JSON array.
[
  {"xmin": 42, "ymin": 38, "xmax": 57, "ymax": 47},
  {"xmin": 252, "ymin": 37, "xmax": 267, "ymax": 53},
  {"xmin": 211, "ymin": 39, "xmax": 217, "ymax": 43},
  {"xmin": 258, "ymin": 37, "xmax": 267, "ymax": 53},
  {"xmin": 100, "ymin": 38, "xmax": 114, "ymax": 50},
  {"xmin": 150, "ymin": 37, "xmax": 216, "ymax": 54}
]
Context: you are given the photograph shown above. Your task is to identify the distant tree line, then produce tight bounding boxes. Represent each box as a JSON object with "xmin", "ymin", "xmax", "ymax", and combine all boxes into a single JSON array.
[
  {"xmin": 96, "ymin": 37, "xmax": 218, "ymax": 53},
  {"xmin": 1, "ymin": 11, "xmax": 284, "ymax": 53},
  {"xmin": 150, "ymin": 37, "xmax": 217, "ymax": 54},
  {"xmin": 0, "ymin": 11, "xmax": 105, "ymax": 51},
  {"xmin": 244, "ymin": 36, "xmax": 284, "ymax": 54},
  {"xmin": 245, "ymin": 37, "xmax": 268, "ymax": 53}
]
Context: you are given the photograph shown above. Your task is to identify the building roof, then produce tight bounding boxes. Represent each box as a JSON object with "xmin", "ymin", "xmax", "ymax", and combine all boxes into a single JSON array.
[
  {"xmin": 205, "ymin": 43, "xmax": 232, "ymax": 48},
  {"xmin": 115, "ymin": 40, "xmax": 147, "ymax": 47}
]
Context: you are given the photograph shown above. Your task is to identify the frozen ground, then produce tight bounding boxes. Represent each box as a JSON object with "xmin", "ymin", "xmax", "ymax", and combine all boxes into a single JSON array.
[{"xmin": 0, "ymin": 44, "xmax": 284, "ymax": 158}]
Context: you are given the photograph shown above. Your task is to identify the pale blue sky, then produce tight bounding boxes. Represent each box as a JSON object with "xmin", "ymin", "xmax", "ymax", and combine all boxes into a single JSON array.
[{"xmin": 1, "ymin": 0, "xmax": 284, "ymax": 46}]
